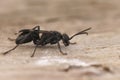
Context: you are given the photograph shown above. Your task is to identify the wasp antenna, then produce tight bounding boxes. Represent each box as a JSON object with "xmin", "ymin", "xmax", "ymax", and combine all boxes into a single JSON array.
[{"xmin": 70, "ymin": 27, "xmax": 91, "ymax": 40}]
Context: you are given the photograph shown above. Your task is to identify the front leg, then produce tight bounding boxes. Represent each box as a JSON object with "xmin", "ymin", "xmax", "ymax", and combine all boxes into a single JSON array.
[{"xmin": 57, "ymin": 42, "xmax": 67, "ymax": 55}]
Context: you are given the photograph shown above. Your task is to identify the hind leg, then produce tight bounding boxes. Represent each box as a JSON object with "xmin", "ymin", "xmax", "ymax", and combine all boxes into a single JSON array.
[
  {"xmin": 3, "ymin": 45, "xmax": 19, "ymax": 55},
  {"xmin": 70, "ymin": 42, "xmax": 77, "ymax": 45}
]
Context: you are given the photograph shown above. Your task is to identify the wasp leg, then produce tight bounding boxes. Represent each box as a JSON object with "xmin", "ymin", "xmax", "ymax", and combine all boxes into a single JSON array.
[
  {"xmin": 8, "ymin": 37, "xmax": 15, "ymax": 41},
  {"xmin": 31, "ymin": 45, "xmax": 38, "ymax": 57},
  {"xmin": 57, "ymin": 42, "xmax": 67, "ymax": 55},
  {"xmin": 70, "ymin": 42, "xmax": 77, "ymax": 45},
  {"xmin": 3, "ymin": 45, "xmax": 19, "ymax": 55}
]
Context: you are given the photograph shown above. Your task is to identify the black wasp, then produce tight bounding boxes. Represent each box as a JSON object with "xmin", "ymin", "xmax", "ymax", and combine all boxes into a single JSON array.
[{"xmin": 3, "ymin": 26, "xmax": 91, "ymax": 57}]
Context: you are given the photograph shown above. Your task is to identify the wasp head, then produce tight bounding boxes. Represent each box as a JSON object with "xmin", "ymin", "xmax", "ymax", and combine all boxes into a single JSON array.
[{"xmin": 62, "ymin": 34, "xmax": 70, "ymax": 46}]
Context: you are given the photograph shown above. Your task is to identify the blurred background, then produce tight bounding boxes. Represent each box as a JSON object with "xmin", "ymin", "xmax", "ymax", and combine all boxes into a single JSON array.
[
  {"xmin": 0, "ymin": 1, "xmax": 120, "ymax": 80},
  {"xmin": 0, "ymin": 0, "xmax": 120, "ymax": 34}
]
